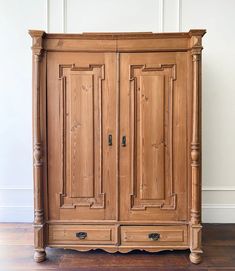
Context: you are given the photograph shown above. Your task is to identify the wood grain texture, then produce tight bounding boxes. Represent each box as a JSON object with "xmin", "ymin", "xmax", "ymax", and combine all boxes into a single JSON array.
[
  {"xmin": 121, "ymin": 225, "xmax": 188, "ymax": 245},
  {"xmin": 189, "ymin": 31, "xmax": 204, "ymax": 264},
  {"xmin": 39, "ymin": 30, "xmax": 206, "ymax": 53},
  {"xmin": 29, "ymin": 30, "xmax": 206, "ymax": 264},
  {"xmin": 29, "ymin": 30, "xmax": 46, "ymax": 263},
  {"xmin": 46, "ymin": 53, "xmax": 116, "ymax": 221},
  {"xmin": 0, "ymin": 223, "xmax": 235, "ymax": 270},
  {"xmin": 140, "ymin": 75, "xmax": 165, "ymax": 200},
  {"xmin": 49, "ymin": 224, "xmax": 117, "ymax": 245},
  {"xmin": 119, "ymin": 53, "xmax": 187, "ymax": 222}
]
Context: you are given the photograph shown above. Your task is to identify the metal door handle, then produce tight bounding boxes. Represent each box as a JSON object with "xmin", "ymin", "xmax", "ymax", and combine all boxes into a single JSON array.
[
  {"xmin": 122, "ymin": 136, "xmax": 126, "ymax": 147},
  {"xmin": 108, "ymin": 134, "xmax": 112, "ymax": 146}
]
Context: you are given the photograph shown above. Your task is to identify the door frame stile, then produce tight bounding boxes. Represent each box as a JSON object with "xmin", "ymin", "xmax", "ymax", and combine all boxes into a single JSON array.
[{"xmin": 116, "ymin": 51, "xmax": 120, "ymax": 223}]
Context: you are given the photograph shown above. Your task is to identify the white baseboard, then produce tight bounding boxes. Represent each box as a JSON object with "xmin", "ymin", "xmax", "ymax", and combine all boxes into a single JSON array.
[
  {"xmin": 202, "ymin": 204, "xmax": 235, "ymax": 223},
  {"xmin": 202, "ymin": 187, "xmax": 235, "ymax": 222},
  {"xmin": 202, "ymin": 186, "xmax": 235, "ymax": 191},
  {"xmin": 0, "ymin": 206, "xmax": 33, "ymax": 223}
]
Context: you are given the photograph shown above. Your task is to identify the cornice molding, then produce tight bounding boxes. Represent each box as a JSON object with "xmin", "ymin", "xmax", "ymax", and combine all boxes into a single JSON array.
[
  {"xmin": 189, "ymin": 29, "xmax": 206, "ymax": 52},
  {"xmin": 28, "ymin": 30, "xmax": 45, "ymax": 55},
  {"xmin": 29, "ymin": 29, "xmax": 206, "ymax": 40},
  {"xmin": 189, "ymin": 29, "xmax": 206, "ymax": 37}
]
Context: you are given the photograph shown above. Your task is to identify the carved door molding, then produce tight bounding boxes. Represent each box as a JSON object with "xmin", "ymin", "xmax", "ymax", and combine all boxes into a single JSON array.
[
  {"xmin": 58, "ymin": 64, "xmax": 105, "ymax": 209},
  {"xmin": 129, "ymin": 64, "xmax": 177, "ymax": 211}
]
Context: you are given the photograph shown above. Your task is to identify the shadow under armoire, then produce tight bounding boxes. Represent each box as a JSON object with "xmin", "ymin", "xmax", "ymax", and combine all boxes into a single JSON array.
[{"xmin": 29, "ymin": 29, "xmax": 206, "ymax": 264}]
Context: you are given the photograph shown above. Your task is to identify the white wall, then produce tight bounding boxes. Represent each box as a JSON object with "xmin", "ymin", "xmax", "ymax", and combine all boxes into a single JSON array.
[{"xmin": 0, "ymin": 0, "xmax": 234, "ymax": 223}]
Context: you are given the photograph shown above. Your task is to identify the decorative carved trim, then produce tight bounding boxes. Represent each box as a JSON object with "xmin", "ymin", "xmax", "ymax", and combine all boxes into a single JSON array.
[
  {"xmin": 30, "ymin": 30, "xmax": 46, "ymax": 260},
  {"xmin": 189, "ymin": 223, "xmax": 203, "ymax": 263},
  {"xmin": 129, "ymin": 64, "xmax": 176, "ymax": 81},
  {"xmin": 47, "ymin": 245, "xmax": 189, "ymax": 254},
  {"xmin": 130, "ymin": 194, "xmax": 177, "ymax": 211},
  {"xmin": 129, "ymin": 64, "xmax": 177, "ymax": 210},
  {"xmin": 34, "ymin": 209, "xmax": 44, "ymax": 224},
  {"xmin": 29, "ymin": 30, "xmax": 45, "ymax": 55},
  {"xmin": 190, "ymin": 41, "xmax": 201, "ymax": 225},
  {"xmin": 189, "ymin": 29, "xmax": 206, "ymax": 38},
  {"xmin": 189, "ymin": 30, "xmax": 206, "ymax": 52},
  {"xmin": 33, "ymin": 143, "xmax": 43, "ymax": 167},
  {"xmin": 32, "ymin": 43, "xmax": 44, "ymax": 225},
  {"xmin": 44, "ymin": 29, "xmax": 206, "ymax": 39},
  {"xmin": 189, "ymin": 32, "xmax": 203, "ymax": 263},
  {"xmin": 59, "ymin": 64, "xmax": 105, "ymax": 209},
  {"xmin": 59, "ymin": 63, "xmax": 105, "ymax": 78}
]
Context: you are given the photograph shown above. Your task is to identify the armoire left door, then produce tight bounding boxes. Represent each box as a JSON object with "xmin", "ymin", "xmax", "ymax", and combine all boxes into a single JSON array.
[{"xmin": 46, "ymin": 52, "xmax": 117, "ymax": 221}]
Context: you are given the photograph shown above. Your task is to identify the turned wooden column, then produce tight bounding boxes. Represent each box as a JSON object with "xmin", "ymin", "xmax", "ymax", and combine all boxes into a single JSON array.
[
  {"xmin": 29, "ymin": 30, "xmax": 46, "ymax": 263},
  {"xmin": 189, "ymin": 30, "xmax": 206, "ymax": 264}
]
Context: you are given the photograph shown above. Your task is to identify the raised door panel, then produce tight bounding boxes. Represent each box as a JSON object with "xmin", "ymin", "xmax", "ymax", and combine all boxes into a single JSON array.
[
  {"xmin": 61, "ymin": 66, "xmax": 104, "ymax": 208},
  {"xmin": 47, "ymin": 52, "xmax": 117, "ymax": 221},
  {"xmin": 119, "ymin": 52, "xmax": 188, "ymax": 222}
]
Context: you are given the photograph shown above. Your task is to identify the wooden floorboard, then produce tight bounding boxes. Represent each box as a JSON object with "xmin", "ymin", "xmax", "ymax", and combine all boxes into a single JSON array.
[{"xmin": 0, "ymin": 223, "xmax": 234, "ymax": 270}]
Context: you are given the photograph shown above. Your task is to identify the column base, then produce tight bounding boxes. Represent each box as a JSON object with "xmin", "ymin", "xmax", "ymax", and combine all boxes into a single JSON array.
[
  {"xmin": 34, "ymin": 250, "xmax": 46, "ymax": 263},
  {"xmin": 189, "ymin": 252, "xmax": 202, "ymax": 264}
]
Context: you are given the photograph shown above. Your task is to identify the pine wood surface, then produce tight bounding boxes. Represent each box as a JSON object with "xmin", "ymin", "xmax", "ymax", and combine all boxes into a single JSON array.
[
  {"xmin": 29, "ymin": 30, "xmax": 206, "ymax": 263},
  {"xmin": 0, "ymin": 223, "xmax": 234, "ymax": 270}
]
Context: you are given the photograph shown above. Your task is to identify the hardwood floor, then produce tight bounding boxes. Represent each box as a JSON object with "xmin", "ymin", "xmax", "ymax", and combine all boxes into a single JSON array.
[{"xmin": 0, "ymin": 223, "xmax": 234, "ymax": 270}]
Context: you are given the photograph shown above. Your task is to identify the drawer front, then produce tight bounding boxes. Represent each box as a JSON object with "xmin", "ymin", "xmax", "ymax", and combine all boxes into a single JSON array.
[
  {"xmin": 49, "ymin": 225, "xmax": 117, "ymax": 245},
  {"xmin": 121, "ymin": 225, "xmax": 188, "ymax": 246}
]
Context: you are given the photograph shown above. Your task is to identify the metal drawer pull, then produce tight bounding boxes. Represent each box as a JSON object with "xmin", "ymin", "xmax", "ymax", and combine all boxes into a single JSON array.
[
  {"xmin": 122, "ymin": 136, "xmax": 126, "ymax": 147},
  {"xmin": 148, "ymin": 232, "xmax": 160, "ymax": 241},
  {"xmin": 76, "ymin": 232, "xmax": 87, "ymax": 240},
  {"xmin": 108, "ymin": 134, "xmax": 112, "ymax": 146}
]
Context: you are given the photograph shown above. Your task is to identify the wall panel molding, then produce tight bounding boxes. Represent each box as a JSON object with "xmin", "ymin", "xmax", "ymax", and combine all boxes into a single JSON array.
[
  {"xmin": 159, "ymin": 0, "xmax": 164, "ymax": 32},
  {"xmin": 0, "ymin": 187, "xmax": 33, "ymax": 190},
  {"xmin": 46, "ymin": 0, "xmax": 49, "ymax": 32},
  {"xmin": 177, "ymin": 0, "xmax": 182, "ymax": 31},
  {"xmin": 202, "ymin": 186, "xmax": 235, "ymax": 191},
  {"xmin": 62, "ymin": 0, "xmax": 67, "ymax": 33},
  {"xmin": 203, "ymin": 204, "xmax": 235, "ymax": 209},
  {"xmin": 0, "ymin": 205, "xmax": 33, "ymax": 208}
]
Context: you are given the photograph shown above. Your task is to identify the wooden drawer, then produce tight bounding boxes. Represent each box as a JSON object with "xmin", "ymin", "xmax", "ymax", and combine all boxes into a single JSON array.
[
  {"xmin": 121, "ymin": 225, "xmax": 188, "ymax": 246},
  {"xmin": 49, "ymin": 225, "xmax": 117, "ymax": 245}
]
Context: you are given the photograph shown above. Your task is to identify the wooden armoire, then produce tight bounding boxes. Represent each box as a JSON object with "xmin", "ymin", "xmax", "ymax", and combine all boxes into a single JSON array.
[{"xmin": 29, "ymin": 29, "xmax": 206, "ymax": 264}]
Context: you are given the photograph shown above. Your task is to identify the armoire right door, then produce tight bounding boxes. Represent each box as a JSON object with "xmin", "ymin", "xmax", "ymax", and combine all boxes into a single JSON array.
[{"xmin": 119, "ymin": 52, "xmax": 189, "ymax": 222}]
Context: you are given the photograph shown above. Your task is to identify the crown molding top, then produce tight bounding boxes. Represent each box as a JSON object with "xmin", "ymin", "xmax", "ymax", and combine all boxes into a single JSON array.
[
  {"xmin": 28, "ymin": 29, "xmax": 206, "ymax": 40},
  {"xmin": 28, "ymin": 30, "xmax": 46, "ymax": 38},
  {"xmin": 28, "ymin": 29, "xmax": 206, "ymax": 54}
]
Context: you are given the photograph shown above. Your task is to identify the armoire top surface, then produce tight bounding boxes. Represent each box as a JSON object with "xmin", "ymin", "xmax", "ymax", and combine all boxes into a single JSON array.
[{"xmin": 29, "ymin": 29, "xmax": 206, "ymax": 39}]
